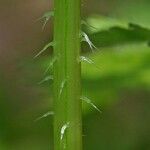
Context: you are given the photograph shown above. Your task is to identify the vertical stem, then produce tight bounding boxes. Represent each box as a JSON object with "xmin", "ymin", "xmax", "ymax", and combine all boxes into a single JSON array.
[{"xmin": 54, "ymin": 0, "xmax": 82, "ymax": 150}]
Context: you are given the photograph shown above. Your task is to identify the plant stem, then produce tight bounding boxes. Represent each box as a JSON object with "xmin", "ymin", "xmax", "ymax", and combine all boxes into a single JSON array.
[{"xmin": 54, "ymin": 0, "xmax": 82, "ymax": 150}]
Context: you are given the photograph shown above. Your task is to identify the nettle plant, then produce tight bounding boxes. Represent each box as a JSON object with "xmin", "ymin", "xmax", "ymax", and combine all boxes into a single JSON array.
[{"xmin": 35, "ymin": 0, "xmax": 100, "ymax": 150}]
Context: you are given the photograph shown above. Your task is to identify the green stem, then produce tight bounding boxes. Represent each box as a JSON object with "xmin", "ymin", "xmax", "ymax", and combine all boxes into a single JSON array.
[{"xmin": 54, "ymin": 0, "xmax": 82, "ymax": 150}]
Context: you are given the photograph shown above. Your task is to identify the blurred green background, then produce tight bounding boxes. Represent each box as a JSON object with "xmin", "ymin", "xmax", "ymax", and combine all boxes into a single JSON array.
[{"xmin": 0, "ymin": 0, "xmax": 149, "ymax": 149}]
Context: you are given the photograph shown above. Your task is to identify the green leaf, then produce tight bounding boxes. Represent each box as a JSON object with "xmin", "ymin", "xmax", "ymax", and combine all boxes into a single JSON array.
[{"xmin": 83, "ymin": 16, "xmax": 150, "ymax": 48}]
